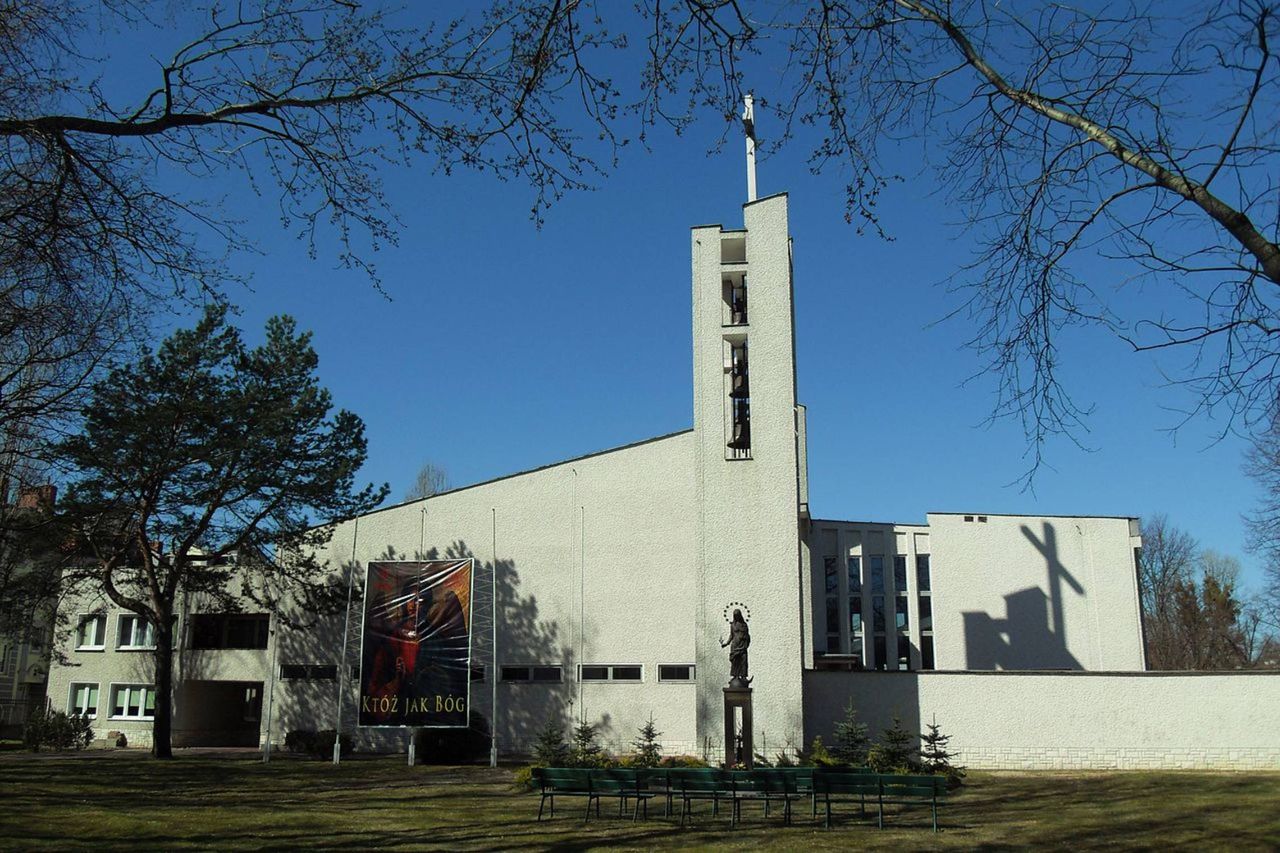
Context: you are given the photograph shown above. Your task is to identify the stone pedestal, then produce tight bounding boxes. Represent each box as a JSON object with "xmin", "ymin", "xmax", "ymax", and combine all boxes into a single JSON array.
[{"xmin": 723, "ymin": 687, "xmax": 754, "ymax": 769}]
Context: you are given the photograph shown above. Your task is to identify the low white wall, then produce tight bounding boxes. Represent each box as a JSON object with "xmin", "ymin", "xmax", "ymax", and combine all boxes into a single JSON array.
[{"xmin": 805, "ymin": 670, "xmax": 1280, "ymax": 769}]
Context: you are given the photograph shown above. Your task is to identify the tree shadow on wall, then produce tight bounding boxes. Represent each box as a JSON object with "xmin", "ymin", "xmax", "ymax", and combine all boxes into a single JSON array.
[
  {"xmin": 274, "ymin": 540, "xmax": 578, "ymax": 759},
  {"xmin": 961, "ymin": 522, "xmax": 1084, "ymax": 670}
]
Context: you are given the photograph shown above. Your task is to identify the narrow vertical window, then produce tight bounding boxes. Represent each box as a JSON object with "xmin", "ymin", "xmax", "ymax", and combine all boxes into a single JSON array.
[
  {"xmin": 726, "ymin": 341, "xmax": 751, "ymax": 459},
  {"xmin": 917, "ymin": 553, "xmax": 934, "ymax": 670}
]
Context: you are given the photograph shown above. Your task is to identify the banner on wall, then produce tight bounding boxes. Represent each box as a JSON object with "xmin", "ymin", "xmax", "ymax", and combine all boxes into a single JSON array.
[{"xmin": 358, "ymin": 559, "xmax": 474, "ymax": 728}]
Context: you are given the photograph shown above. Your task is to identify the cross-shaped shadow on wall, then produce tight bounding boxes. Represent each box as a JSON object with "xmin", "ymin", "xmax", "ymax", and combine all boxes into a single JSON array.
[{"xmin": 960, "ymin": 522, "xmax": 1084, "ymax": 670}]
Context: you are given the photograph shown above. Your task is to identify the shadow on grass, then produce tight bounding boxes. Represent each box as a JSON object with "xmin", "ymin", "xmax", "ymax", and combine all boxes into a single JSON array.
[{"xmin": 1, "ymin": 756, "xmax": 1279, "ymax": 850}]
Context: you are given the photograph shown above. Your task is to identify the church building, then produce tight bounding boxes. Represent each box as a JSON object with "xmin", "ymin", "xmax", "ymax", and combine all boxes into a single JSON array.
[{"xmin": 45, "ymin": 157, "xmax": 1278, "ymax": 770}]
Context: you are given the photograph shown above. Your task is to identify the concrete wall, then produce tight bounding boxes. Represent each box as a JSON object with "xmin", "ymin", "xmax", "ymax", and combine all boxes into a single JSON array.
[
  {"xmin": 691, "ymin": 193, "xmax": 806, "ymax": 759},
  {"xmin": 47, "ymin": 587, "xmax": 275, "ymax": 749},
  {"xmin": 47, "ymin": 590, "xmax": 166, "ymax": 748},
  {"xmin": 296, "ymin": 429, "xmax": 700, "ymax": 756},
  {"xmin": 928, "ymin": 513, "xmax": 1145, "ymax": 671},
  {"xmin": 805, "ymin": 669, "xmax": 1280, "ymax": 769}
]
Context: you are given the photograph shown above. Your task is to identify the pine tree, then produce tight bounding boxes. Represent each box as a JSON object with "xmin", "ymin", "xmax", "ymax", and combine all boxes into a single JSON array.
[
  {"xmin": 805, "ymin": 735, "xmax": 835, "ymax": 767},
  {"xmin": 632, "ymin": 715, "xmax": 663, "ymax": 768},
  {"xmin": 920, "ymin": 715, "xmax": 966, "ymax": 786},
  {"xmin": 830, "ymin": 698, "xmax": 870, "ymax": 766},
  {"xmin": 532, "ymin": 714, "xmax": 568, "ymax": 767},
  {"xmin": 868, "ymin": 716, "xmax": 917, "ymax": 773},
  {"xmin": 568, "ymin": 718, "xmax": 604, "ymax": 768}
]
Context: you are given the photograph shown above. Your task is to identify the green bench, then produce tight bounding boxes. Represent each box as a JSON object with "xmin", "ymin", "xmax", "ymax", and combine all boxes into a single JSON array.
[
  {"xmin": 532, "ymin": 766, "xmax": 948, "ymax": 831},
  {"xmin": 666, "ymin": 768, "xmax": 728, "ymax": 824},
  {"xmin": 725, "ymin": 768, "xmax": 806, "ymax": 826},
  {"xmin": 814, "ymin": 771, "xmax": 947, "ymax": 832},
  {"xmin": 532, "ymin": 767, "xmax": 656, "ymax": 822}
]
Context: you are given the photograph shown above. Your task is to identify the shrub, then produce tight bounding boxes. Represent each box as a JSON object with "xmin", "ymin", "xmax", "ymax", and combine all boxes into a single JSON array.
[
  {"xmin": 802, "ymin": 735, "xmax": 837, "ymax": 767},
  {"xmin": 631, "ymin": 715, "xmax": 663, "ymax": 768},
  {"xmin": 919, "ymin": 715, "xmax": 966, "ymax": 787},
  {"xmin": 566, "ymin": 719, "xmax": 608, "ymax": 768},
  {"xmin": 774, "ymin": 750, "xmax": 796, "ymax": 767},
  {"xmin": 831, "ymin": 699, "xmax": 870, "ymax": 766},
  {"xmin": 531, "ymin": 714, "xmax": 568, "ymax": 766},
  {"xmin": 414, "ymin": 711, "xmax": 491, "ymax": 764},
  {"xmin": 658, "ymin": 754, "xmax": 708, "ymax": 768},
  {"xmin": 868, "ymin": 716, "xmax": 918, "ymax": 773},
  {"xmin": 285, "ymin": 729, "xmax": 316, "ymax": 754},
  {"xmin": 285, "ymin": 728, "xmax": 352, "ymax": 760},
  {"xmin": 25, "ymin": 709, "xmax": 93, "ymax": 752},
  {"xmin": 316, "ymin": 730, "xmax": 354, "ymax": 760},
  {"xmin": 512, "ymin": 765, "xmax": 536, "ymax": 791}
]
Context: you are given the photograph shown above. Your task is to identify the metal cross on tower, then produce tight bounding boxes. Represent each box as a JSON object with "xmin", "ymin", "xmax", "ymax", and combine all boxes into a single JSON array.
[{"xmin": 743, "ymin": 93, "xmax": 757, "ymax": 202}]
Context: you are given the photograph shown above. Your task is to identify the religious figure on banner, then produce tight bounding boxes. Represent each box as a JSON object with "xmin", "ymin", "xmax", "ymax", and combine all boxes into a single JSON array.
[
  {"xmin": 360, "ymin": 560, "xmax": 472, "ymax": 727},
  {"xmin": 720, "ymin": 609, "xmax": 751, "ymax": 688}
]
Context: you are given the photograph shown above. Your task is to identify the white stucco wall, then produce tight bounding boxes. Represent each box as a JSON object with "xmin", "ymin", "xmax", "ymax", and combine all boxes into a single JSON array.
[
  {"xmin": 691, "ymin": 194, "xmax": 807, "ymax": 759},
  {"xmin": 292, "ymin": 429, "xmax": 700, "ymax": 757},
  {"xmin": 928, "ymin": 513, "xmax": 1145, "ymax": 672},
  {"xmin": 47, "ymin": 586, "xmax": 276, "ymax": 749},
  {"xmin": 804, "ymin": 669, "xmax": 1280, "ymax": 769}
]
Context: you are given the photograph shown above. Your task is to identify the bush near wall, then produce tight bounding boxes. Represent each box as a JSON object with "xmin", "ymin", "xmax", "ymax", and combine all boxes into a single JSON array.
[
  {"xmin": 413, "ymin": 711, "xmax": 492, "ymax": 764},
  {"xmin": 285, "ymin": 729, "xmax": 353, "ymax": 760},
  {"xmin": 25, "ymin": 709, "xmax": 93, "ymax": 752}
]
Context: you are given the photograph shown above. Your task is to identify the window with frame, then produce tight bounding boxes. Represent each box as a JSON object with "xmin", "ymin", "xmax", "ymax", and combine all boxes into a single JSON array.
[
  {"xmin": 117, "ymin": 615, "xmax": 155, "ymax": 649},
  {"xmin": 578, "ymin": 664, "xmax": 642, "ymax": 682},
  {"xmin": 280, "ymin": 664, "xmax": 337, "ymax": 680},
  {"xmin": 190, "ymin": 613, "xmax": 269, "ymax": 650},
  {"xmin": 76, "ymin": 615, "xmax": 106, "ymax": 650},
  {"xmin": 110, "ymin": 684, "xmax": 156, "ymax": 720},
  {"xmin": 500, "ymin": 665, "xmax": 562, "ymax": 683},
  {"xmin": 917, "ymin": 553, "xmax": 935, "ymax": 670},
  {"xmin": 70, "ymin": 683, "xmax": 99, "ymax": 717},
  {"xmin": 658, "ymin": 664, "xmax": 695, "ymax": 681}
]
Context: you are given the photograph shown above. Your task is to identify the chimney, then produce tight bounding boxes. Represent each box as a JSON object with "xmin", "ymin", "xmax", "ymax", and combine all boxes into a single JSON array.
[{"xmin": 16, "ymin": 484, "xmax": 56, "ymax": 511}]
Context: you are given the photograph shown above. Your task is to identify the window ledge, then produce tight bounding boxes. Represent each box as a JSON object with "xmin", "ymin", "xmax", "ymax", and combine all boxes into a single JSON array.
[{"xmin": 74, "ymin": 646, "xmax": 105, "ymax": 653}]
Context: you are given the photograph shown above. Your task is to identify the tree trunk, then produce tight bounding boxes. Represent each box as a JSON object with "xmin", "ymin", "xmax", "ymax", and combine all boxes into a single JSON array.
[{"xmin": 152, "ymin": 614, "xmax": 175, "ymax": 759}]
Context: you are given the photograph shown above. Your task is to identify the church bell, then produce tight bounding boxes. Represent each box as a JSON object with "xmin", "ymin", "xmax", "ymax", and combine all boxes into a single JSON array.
[
  {"xmin": 727, "ymin": 398, "xmax": 751, "ymax": 450},
  {"xmin": 729, "ymin": 362, "xmax": 750, "ymax": 399}
]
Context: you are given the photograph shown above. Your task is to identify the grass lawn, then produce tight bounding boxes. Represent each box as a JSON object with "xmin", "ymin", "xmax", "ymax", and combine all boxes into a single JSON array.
[{"xmin": 1, "ymin": 753, "xmax": 1278, "ymax": 850}]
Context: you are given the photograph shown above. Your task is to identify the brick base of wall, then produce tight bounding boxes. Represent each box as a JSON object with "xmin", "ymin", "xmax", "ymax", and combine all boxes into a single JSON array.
[{"xmin": 956, "ymin": 745, "xmax": 1280, "ymax": 770}]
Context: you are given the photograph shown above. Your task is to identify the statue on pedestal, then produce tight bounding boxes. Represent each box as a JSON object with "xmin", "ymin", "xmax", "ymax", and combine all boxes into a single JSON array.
[{"xmin": 720, "ymin": 609, "xmax": 751, "ymax": 688}]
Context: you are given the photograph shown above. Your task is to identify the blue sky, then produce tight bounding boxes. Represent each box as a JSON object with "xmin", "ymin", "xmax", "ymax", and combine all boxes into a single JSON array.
[{"xmin": 106, "ymin": 4, "xmax": 1266, "ymax": 592}]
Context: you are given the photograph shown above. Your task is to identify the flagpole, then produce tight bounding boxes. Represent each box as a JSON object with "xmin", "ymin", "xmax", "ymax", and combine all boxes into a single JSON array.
[
  {"xmin": 490, "ymin": 507, "xmax": 498, "ymax": 768},
  {"xmin": 333, "ymin": 516, "xmax": 359, "ymax": 764}
]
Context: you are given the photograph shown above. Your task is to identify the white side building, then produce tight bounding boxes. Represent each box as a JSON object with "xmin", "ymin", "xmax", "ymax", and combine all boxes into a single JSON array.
[{"xmin": 46, "ymin": 190, "xmax": 1280, "ymax": 767}]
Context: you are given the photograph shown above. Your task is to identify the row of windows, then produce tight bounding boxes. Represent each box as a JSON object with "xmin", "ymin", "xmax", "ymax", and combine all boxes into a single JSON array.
[
  {"xmin": 76, "ymin": 613, "xmax": 271, "ymax": 652},
  {"xmin": 823, "ymin": 552, "xmax": 935, "ymax": 671},
  {"xmin": 76, "ymin": 615, "xmax": 155, "ymax": 651},
  {"xmin": 500, "ymin": 664, "xmax": 695, "ymax": 683},
  {"xmin": 69, "ymin": 683, "xmax": 156, "ymax": 720},
  {"xmin": 272, "ymin": 663, "xmax": 695, "ymax": 684}
]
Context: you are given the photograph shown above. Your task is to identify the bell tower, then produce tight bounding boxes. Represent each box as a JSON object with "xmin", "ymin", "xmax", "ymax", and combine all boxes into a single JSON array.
[{"xmin": 691, "ymin": 98, "xmax": 807, "ymax": 756}]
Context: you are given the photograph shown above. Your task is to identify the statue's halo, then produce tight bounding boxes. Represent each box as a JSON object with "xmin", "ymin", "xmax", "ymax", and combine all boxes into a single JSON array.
[{"xmin": 722, "ymin": 601, "xmax": 751, "ymax": 623}]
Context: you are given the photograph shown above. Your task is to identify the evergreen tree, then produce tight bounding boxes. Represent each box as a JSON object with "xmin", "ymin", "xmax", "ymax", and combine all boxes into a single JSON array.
[
  {"xmin": 568, "ymin": 718, "xmax": 604, "ymax": 768},
  {"xmin": 58, "ymin": 305, "xmax": 385, "ymax": 758},
  {"xmin": 632, "ymin": 715, "xmax": 663, "ymax": 768},
  {"xmin": 919, "ymin": 715, "xmax": 966, "ymax": 786},
  {"xmin": 830, "ymin": 698, "xmax": 870, "ymax": 766},
  {"xmin": 805, "ymin": 735, "xmax": 835, "ymax": 767},
  {"xmin": 531, "ymin": 714, "xmax": 568, "ymax": 767},
  {"xmin": 868, "ymin": 716, "xmax": 917, "ymax": 773}
]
